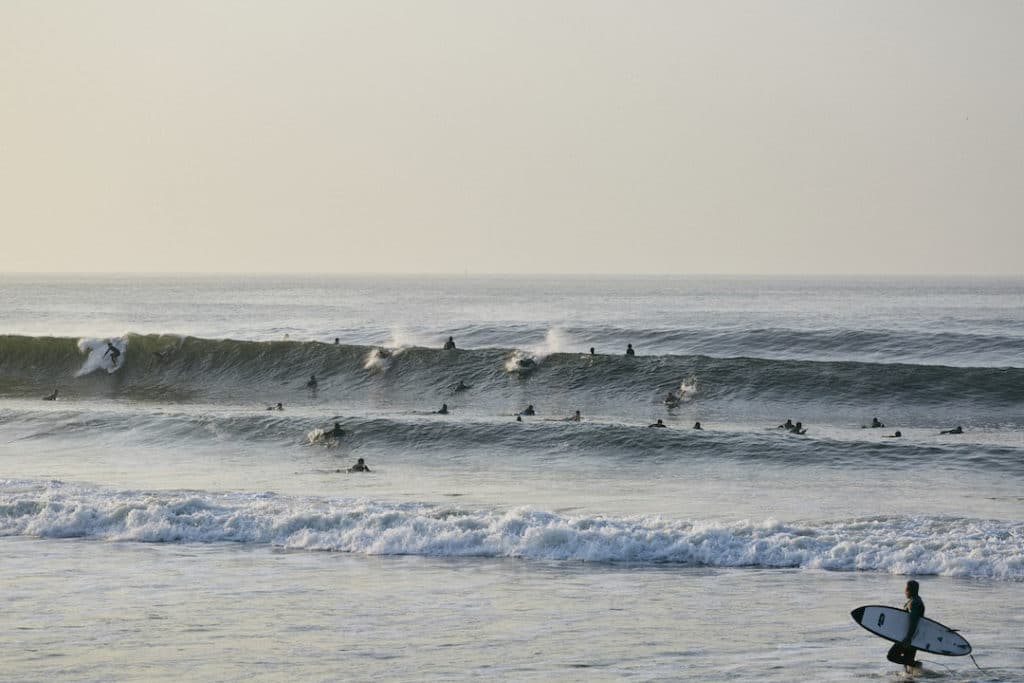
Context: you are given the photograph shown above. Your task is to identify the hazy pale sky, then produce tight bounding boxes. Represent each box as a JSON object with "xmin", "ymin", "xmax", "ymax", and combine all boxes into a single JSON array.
[{"xmin": 1, "ymin": 1, "xmax": 1021, "ymax": 275}]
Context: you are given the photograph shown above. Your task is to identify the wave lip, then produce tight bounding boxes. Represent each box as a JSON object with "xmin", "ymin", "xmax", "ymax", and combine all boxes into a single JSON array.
[{"xmin": 2, "ymin": 483, "xmax": 1021, "ymax": 581}]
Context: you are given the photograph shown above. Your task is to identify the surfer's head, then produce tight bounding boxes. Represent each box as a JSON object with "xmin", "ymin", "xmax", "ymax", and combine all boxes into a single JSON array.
[{"xmin": 905, "ymin": 580, "xmax": 919, "ymax": 597}]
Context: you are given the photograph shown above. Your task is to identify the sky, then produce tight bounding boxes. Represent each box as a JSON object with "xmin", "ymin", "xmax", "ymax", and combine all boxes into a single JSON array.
[{"xmin": 1, "ymin": 1, "xmax": 1022, "ymax": 276}]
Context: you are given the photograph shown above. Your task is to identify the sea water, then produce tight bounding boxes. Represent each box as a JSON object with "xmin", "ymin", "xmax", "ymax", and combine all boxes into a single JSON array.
[{"xmin": 1, "ymin": 275, "xmax": 1022, "ymax": 681}]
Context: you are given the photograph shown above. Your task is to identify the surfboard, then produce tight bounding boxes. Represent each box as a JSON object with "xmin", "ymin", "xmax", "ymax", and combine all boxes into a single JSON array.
[{"xmin": 850, "ymin": 605, "xmax": 971, "ymax": 656}]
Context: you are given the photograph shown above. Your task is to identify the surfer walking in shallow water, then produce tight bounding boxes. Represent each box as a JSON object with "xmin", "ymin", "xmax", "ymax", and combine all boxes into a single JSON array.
[{"xmin": 887, "ymin": 580, "xmax": 925, "ymax": 673}]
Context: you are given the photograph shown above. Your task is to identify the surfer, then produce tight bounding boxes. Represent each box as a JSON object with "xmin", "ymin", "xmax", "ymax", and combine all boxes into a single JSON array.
[
  {"xmin": 42, "ymin": 389, "xmax": 59, "ymax": 401},
  {"xmin": 589, "ymin": 347, "xmax": 595, "ymax": 355},
  {"xmin": 452, "ymin": 380, "xmax": 471, "ymax": 393},
  {"xmin": 324, "ymin": 422, "xmax": 346, "ymax": 439},
  {"xmin": 266, "ymin": 402, "xmax": 283, "ymax": 411},
  {"xmin": 664, "ymin": 391, "xmax": 680, "ymax": 406},
  {"xmin": 306, "ymin": 374, "xmax": 318, "ymax": 391},
  {"xmin": 520, "ymin": 404, "xmax": 536, "ymax": 416},
  {"xmin": 778, "ymin": 419, "xmax": 794, "ymax": 430},
  {"xmin": 940, "ymin": 425, "xmax": 964, "ymax": 435},
  {"xmin": 693, "ymin": 421, "xmax": 702, "ymax": 430},
  {"xmin": 348, "ymin": 457, "xmax": 370, "ymax": 473},
  {"xmin": 443, "ymin": 336, "xmax": 456, "ymax": 350},
  {"xmin": 103, "ymin": 341, "xmax": 121, "ymax": 368},
  {"xmin": 625, "ymin": 343, "xmax": 635, "ymax": 357},
  {"xmin": 436, "ymin": 403, "xmax": 449, "ymax": 415},
  {"xmin": 566, "ymin": 410, "xmax": 581, "ymax": 422},
  {"xmin": 887, "ymin": 580, "xmax": 925, "ymax": 672},
  {"xmin": 883, "ymin": 430, "xmax": 902, "ymax": 438},
  {"xmin": 376, "ymin": 347, "xmax": 391, "ymax": 359},
  {"xmin": 334, "ymin": 338, "xmax": 340, "ymax": 345},
  {"xmin": 789, "ymin": 421, "xmax": 807, "ymax": 435},
  {"xmin": 152, "ymin": 346, "xmax": 175, "ymax": 361},
  {"xmin": 648, "ymin": 419, "xmax": 667, "ymax": 428},
  {"xmin": 869, "ymin": 417, "xmax": 885, "ymax": 428}
]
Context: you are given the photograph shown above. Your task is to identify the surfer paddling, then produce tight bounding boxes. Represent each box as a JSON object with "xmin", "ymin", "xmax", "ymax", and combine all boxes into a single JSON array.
[{"xmin": 323, "ymin": 422, "xmax": 346, "ymax": 439}]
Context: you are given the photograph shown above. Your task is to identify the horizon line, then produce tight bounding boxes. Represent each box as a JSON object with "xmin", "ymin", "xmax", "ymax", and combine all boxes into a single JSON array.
[{"xmin": 1, "ymin": 271, "xmax": 1022, "ymax": 280}]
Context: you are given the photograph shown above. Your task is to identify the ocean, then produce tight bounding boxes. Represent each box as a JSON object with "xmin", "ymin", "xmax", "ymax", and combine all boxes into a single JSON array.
[{"xmin": 1, "ymin": 274, "xmax": 1022, "ymax": 682}]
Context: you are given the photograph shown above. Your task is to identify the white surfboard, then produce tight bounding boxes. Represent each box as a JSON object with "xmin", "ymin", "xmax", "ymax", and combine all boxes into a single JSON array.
[{"xmin": 851, "ymin": 605, "xmax": 971, "ymax": 656}]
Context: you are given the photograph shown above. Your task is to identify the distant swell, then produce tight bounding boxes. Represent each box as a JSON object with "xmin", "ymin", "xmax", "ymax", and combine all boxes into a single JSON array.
[
  {"xmin": 0, "ymin": 334, "xmax": 1021, "ymax": 409},
  {"xmin": 1, "ymin": 481, "xmax": 1020, "ymax": 580}
]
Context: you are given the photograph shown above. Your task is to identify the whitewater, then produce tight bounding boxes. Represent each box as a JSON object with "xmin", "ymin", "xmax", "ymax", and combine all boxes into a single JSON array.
[{"xmin": 1, "ymin": 274, "xmax": 1022, "ymax": 681}]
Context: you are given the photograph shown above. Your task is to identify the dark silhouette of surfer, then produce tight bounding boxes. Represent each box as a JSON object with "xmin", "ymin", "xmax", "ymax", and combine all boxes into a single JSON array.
[
  {"xmin": 515, "ymin": 357, "xmax": 536, "ymax": 370},
  {"xmin": 519, "ymin": 404, "xmax": 536, "ymax": 416},
  {"xmin": 789, "ymin": 421, "xmax": 807, "ymax": 435},
  {"xmin": 443, "ymin": 336, "xmax": 456, "ymax": 350},
  {"xmin": 347, "ymin": 457, "xmax": 370, "ymax": 473},
  {"xmin": 306, "ymin": 375, "xmax": 318, "ymax": 392},
  {"xmin": 323, "ymin": 422, "xmax": 345, "ymax": 439},
  {"xmin": 452, "ymin": 380, "xmax": 471, "ymax": 393},
  {"xmin": 886, "ymin": 580, "xmax": 925, "ymax": 672},
  {"xmin": 42, "ymin": 389, "xmax": 58, "ymax": 401},
  {"xmin": 266, "ymin": 402, "xmax": 283, "ymax": 411},
  {"xmin": 625, "ymin": 343, "xmax": 635, "ymax": 356},
  {"xmin": 103, "ymin": 341, "xmax": 121, "ymax": 368},
  {"xmin": 648, "ymin": 419, "xmax": 667, "ymax": 428},
  {"xmin": 883, "ymin": 430, "xmax": 902, "ymax": 438},
  {"xmin": 778, "ymin": 419, "xmax": 794, "ymax": 430},
  {"xmin": 566, "ymin": 410, "xmax": 581, "ymax": 422},
  {"xmin": 940, "ymin": 425, "xmax": 963, "ymax": 435},
  {"xmin": 435, "ymin": 403, "xmax": 449, "ymax": 415},
  {"xmin": 693, "ymin": 421, "xmax": 703, "ymax": 430},
  {"xmin": 864, "ymin": 417, "xmax": 885, "ymax": 428},
  {"xmin": 589, "ymin": 347, "xmax": 595, "ymax": 355}
]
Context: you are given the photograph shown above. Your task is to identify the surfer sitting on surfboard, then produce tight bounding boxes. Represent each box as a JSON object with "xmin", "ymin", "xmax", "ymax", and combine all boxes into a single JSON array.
[{"xmin": 887, "ymin": 580, "xmax": 925, "ymax": 672}]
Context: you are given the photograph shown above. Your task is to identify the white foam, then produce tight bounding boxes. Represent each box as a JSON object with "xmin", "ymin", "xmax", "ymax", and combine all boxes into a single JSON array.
[
  {"xmin": 75, "ymin": 336, "xmax": 128, "ymax": 377},
  {"xmin": 2, "ymin": 482, "xmax": 1021, "ymax": 581},
  {"xmin": 678, "ymin": 376, "xmax": 699, "ymax": 402}
]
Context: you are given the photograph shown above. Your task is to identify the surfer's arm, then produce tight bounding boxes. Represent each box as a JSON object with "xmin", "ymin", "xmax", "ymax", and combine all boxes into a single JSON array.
[{"xmin": 902, "ymin": 604, "xmax": 923, "ymax": 643}]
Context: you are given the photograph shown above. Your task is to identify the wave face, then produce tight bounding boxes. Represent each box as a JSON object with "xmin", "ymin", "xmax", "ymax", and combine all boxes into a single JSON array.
[
  {"xmin": 1, "ymin": 334, "xmax": 1022, "ymax": 415},
  {"xmin": 0, "ymin": 481, "xmax": 1019, "ymax": 580}
]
